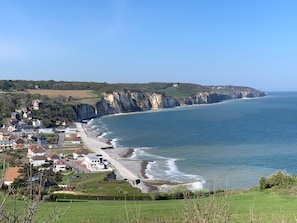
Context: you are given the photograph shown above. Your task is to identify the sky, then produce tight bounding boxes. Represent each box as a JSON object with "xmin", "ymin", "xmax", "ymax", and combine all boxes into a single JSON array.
[{"xmin": 0, "ymin": 0, "xmax": 297, "ymax": 91}]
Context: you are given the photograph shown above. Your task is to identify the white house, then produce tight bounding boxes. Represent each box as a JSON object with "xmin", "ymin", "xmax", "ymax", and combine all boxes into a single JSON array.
[
  {"xmin": 0, "ymin": 140, "xmax": 13, "ymax": 150},
  {"xmin": 39, "ymin": 128, "xmax": 54, "ymax": 134},
  {"xmin": 27, "ymin": 145, "xmax": 46, "ymax": 158},
  {"xmin": 29, "ymin": 155, "xmax": 47, "ymax": 166},
  {"xmin": 47, "ymin": 153, "xmax": 60, "ymax": 164},
  {"xmin": 32, "ymin": 119, "xmax": 43, "ymax": 128},
  {"xmin": 65, "ymin": 126, "xmax": 77, "ymax": 134},
  {"xmin": 73, "ymin": 148, "xmax": 88, "ymax": 160},
  {"xmin": 32, "ymin": 99, "xmax": 43, "ymax": 110},
  {"xmin": 54, "ymin": 160, "xmax": 67, "ymax": 172},
  {"xmin": 21, "ymin": 126, "xmax": 35, "ymax": 138},
  {"xmin": 83, "ymin": 154, "xmax": 111, "ymax": 172}
]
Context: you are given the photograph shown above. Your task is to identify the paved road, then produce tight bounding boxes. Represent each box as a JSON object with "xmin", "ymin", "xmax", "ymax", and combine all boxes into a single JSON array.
[{"xmin": 57, "ymin": 133, "xmax": 64, "ymax": 148}]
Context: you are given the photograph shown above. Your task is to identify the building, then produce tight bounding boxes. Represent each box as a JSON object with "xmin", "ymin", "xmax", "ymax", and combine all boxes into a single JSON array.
[
  {"xmin": 13, "ymin": 137, "xmax": 27, "ymax": 150},
  {"xmin": 29, "ymin": 155, "xmax": 47, "ymax": 167},
  {"xmin": 54, "ymin": 160, "xmax": 67, "ymax": 172},
  {"xmin": 73, "ymin": 148, "xmax": 89, "ymax": 160},
  {"xmin": 83, "ymin": 154, "xmax": 111, "ymax": 172},
  {"xmin": 32, "ymin": 119, "xmax": 43, "ymax": 128},
  {"xmin": 47, "ymin": 153, "xmax": 60, "ymax": 164},
  {"xmin": 65, "ymin": 126, "xmax": 77, "ymax": 134},
  {"xmin": 11, "ymin": 112, "xmax": 20, "ymax": 121},
  {"xmin": 37, "ymin": 135, "xmax": 48, "ymax": 147},
  {"xmin": 27, "ymin": 145, "xmax": 46, "ymax": 158},
  {"xmin": 3, "ymin": 167, "xmax": 22, "ymax": 186},
  {"xmin": 21, "ymin": 125, "xmax": 35, "ymax": 138},
  {"xmin": 32, "ymin": 99, "xmax": 43, "ymax": 110}
]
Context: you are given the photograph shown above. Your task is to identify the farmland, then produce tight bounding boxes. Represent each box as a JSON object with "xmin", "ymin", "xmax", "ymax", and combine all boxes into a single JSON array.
[
  {"xmin": 26, "ymin": 89, "xmax": 102, "ymax": 105},
  {"xmin": 26, "ymin": 89, "xmax": 97, "ymax": 98}
]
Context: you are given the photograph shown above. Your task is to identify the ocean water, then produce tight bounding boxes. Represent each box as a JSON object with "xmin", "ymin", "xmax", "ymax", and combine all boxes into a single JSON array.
[{"xmin": 88, "ymin": 92, "xmax": 297, "ymax": 190}]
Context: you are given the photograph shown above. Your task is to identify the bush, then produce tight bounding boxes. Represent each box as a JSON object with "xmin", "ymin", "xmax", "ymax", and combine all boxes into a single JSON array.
[{"xmin": 259, "ymin": 171, "xmax": 297, "ymax": 189}]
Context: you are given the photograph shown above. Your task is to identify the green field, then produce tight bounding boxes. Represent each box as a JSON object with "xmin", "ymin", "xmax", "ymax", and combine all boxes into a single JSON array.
[
  {"xmin": 33, "ymin": 190, "xmax": 297, "ymax": 223},
  {"xmin": 3, "ymin": 171, "xmax": 297, "ymax": 222},
  {"xmin": 3, "ymin": 188, "xmax": 297, "ymax": 222}
]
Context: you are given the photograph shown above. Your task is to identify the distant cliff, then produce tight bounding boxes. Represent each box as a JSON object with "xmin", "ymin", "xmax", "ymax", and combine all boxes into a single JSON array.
[{"xmin": 73, "ymin": 85, "xmax": 266, "ymax": 121}]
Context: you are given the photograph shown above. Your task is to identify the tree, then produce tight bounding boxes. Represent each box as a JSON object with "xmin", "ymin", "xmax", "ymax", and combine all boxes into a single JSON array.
[{"xmin": 1, "ymin": 162, "xmax": 69, "ymax": 223}]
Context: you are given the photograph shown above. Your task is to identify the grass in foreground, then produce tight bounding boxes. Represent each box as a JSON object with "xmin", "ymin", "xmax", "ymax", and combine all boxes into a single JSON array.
[
  {"xmin": 3, "ymin": 188, "xmax": 297, "ymax": 222},
  {"xmin": 42, "ymin": 190, "xmax": 297, "ymax": 222}
]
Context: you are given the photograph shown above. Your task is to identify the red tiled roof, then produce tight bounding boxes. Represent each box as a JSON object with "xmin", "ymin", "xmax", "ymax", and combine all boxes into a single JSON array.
[
  {"xmin": 47, "ymin": 153, "xmax": 60, "ymax": 159},
  {"xmin": 29, "ymin": 145, "xmax": 46, "ymax": 153},
  {"xmin": 4, "ymin": 167, "xmax": 22, "ymax": 182},
  {"xmin": 14, "ymin": 138, "xmax": 25, "ymax": 144},
  {"xmin": 30, "ymin": 155, "xmax": 47, "ymax": 161},
  {"xmin": 74, "ymin": 148, "xmax": 88, "ymax": 154}
]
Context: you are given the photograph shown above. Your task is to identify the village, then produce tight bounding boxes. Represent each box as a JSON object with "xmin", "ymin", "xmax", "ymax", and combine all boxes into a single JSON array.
[{"xmin": 1, "ymin": 98, "xmax": 113, "ymax": 188}]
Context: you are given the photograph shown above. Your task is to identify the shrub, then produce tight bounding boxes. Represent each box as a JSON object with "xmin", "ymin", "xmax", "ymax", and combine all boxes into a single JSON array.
[{"xmin": 260, "ymin": 171, "xmax": 297, "ymax": 189}]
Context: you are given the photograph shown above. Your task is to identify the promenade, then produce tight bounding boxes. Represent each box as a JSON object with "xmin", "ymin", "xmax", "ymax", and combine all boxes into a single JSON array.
[{"xmin": 76, "ymin": 122, "xmax": 153, "ymax": 193}]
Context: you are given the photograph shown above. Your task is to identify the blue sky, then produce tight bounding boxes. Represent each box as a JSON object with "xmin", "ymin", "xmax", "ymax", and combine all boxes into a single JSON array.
[{"xmin": 0, "ymin": 0, "xmax": 296, "ymax": 91}]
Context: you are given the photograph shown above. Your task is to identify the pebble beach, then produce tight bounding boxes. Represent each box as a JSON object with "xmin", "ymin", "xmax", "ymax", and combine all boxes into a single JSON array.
[{"xmin": 76, "ymin": 122, "xmax": 157, "ymax": 193}]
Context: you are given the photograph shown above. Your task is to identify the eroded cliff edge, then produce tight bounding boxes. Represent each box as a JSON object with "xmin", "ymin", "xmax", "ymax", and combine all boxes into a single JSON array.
[{"xmin": 73, "ymin": 85, "xmax": 266, "ymax": 121}]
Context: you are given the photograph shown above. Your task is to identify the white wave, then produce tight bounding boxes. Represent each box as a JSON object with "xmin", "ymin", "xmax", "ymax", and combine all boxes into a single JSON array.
[
  {"xmin": 110, "ymin": 137, "xmax": 122, "ymax": 148},
  {"xmin": 140, "ymin": 151, "xmax": 206, "ymax": 190},
  {"xmin": 98, "ymin": 132, "xmax": 108, "ymax": 138},
  {"xmin": 184, "ymin": 181, "xmax": 205, "ymax": 191}
]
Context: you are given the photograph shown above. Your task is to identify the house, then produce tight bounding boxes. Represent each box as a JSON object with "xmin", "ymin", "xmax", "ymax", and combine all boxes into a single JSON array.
[
  {"xmin": 65, "ymin": 133, "xmax": 81, "ymax": 145},
  {"xmin": 0, "ymin": 130, "xmax": 11, "ymax": 141},
  {"xmin": 65, "ymin": 126, "xmax": 77, "ymax": 134},
  {"xmin": 3, "ymin": 167, "xmax": 22, "ymax": 186},
  {"xmin": 73, "ymin": 148, "xmax": 89, "ymax": 160},
  {"xmin": 21, "ymin": 125, "xmax": 35, "ymax": 138},
  {"xmin": 47, "ymin": 153, "xmax": 60, "ymax": 163},
  {"xmin": 55, "ymin": 120, "xmax": 66, "ymax": 126},
  {"xmin": 54, "ymin": 160, "xmax": 67, "ymax": 172},
  {"xmin": 29, "ymin": 155, "xmax": 47, "ymax": 166},
  {"xmin": 32, "ymin": 119, "xmax": 43, "ymax": 128},
  {"xmin": 83, "ymin": 154, "xmax": 111, "ymax": 172},
  {"xmin": 13, "ymin": 137, "xmax": 26, "ymax": 150},
  {"xmin": 56, "ymin": 127, "xmax": 66, "ymax": 133},
  {"xmin": 11, "ymin": 112, "xmax": 20, "ymax": 121},
  {"xmin": 27, "ymin": 145, "xmax": 46, "ymax": 158},
  {"xmin": 0, "ymin": 138, "xmax": 13, "ymax": 150},
  {"xmin": 37, "ymin": 135, "xmax": 48, "ymax": 147},
  {"xmin": 23, "ymin": 111, "xmax": 32, "ymax": 120},
  {"xmin": 0, "ymin": 130, "xmax": 14, "ymax": 150},
  {"xmin": 32, "ymin": 99, "xmax": 43, "ymax": 110},
  {"xmin": 38, "ymin": 128, "xmax": 54, "ymax": 134},
  {"xmin": 7, "ymin": 125, "xmax": 17, "ymax": 133}
]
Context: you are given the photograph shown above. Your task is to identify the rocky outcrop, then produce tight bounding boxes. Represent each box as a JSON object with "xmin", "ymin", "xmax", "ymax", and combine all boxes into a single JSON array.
[
  {"xmin": 72, "ymin": 104, "xmax": 97, "ymax": 121},
  {"xmin": 95, "ymin": 91, "xmax": 179, "ymax": 117},
  {"xmin": 73, "ymin": 88, "xmax": 266, "ymax": 121}
]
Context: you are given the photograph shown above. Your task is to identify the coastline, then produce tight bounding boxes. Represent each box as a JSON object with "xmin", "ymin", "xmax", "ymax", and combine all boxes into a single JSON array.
[{"xmin": 76, "ymin": 122, "xmax": 156, "ymax": 193}]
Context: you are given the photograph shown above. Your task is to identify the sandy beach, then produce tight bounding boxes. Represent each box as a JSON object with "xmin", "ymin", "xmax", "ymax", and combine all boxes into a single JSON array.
[{"xmin": 76, "ymin": 122, "xmax": 157, "ymax": 193}]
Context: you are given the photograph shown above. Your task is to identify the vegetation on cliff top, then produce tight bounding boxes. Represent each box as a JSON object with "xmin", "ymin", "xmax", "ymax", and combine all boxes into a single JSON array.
[
  {"xmin": 0, "ymin": 80, "xmax": 263, "ymax": 96},
  {"xmin": 0, "ymin": 80, "xmax": 265, "ymax": 126}
]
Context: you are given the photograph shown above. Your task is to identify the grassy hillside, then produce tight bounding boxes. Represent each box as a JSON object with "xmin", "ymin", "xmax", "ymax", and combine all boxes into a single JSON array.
[
  {"xmin": 33, "ymin": 189, "xmax": 297, "ymax": 223},
  {"xmin": 57, "ymin": 173, "xmax": 149, "ymax": 199}
]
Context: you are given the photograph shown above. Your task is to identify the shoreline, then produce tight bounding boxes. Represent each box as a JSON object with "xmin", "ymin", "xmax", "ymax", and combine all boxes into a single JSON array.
[
  {"xmin": 78, "ymin": 120, "xmax": 207, "ymax": 193},
  {"xmin": 77, "ymin": 122, "xmax": 156, "ymax": 193}
]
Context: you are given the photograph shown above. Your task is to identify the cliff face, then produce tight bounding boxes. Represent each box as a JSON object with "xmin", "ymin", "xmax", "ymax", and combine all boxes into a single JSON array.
[
  {"xmin": 72, "ymin": 104, "xmax": 97, "ymax": 121},
  {"xmin": 74, "ymin": 88, "xmax": 266, "ymax": 121}
]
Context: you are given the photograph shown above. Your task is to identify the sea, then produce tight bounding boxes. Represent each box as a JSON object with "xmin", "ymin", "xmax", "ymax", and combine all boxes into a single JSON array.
[{"xmin": 87, "ymin": 92, "xmax": 297, "ymax": 191}]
